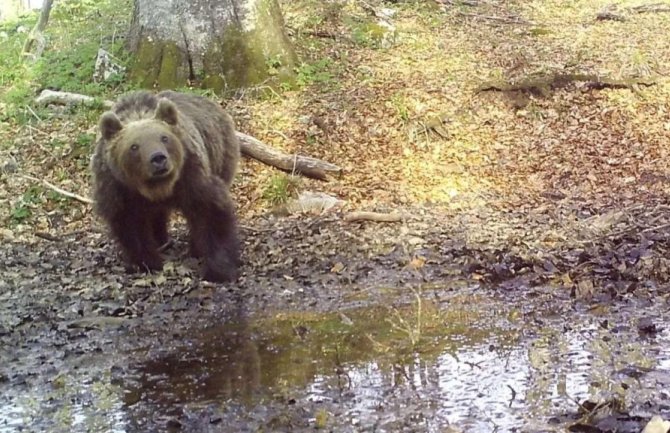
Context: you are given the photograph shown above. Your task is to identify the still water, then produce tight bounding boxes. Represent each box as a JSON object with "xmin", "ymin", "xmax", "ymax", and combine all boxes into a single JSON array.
[{"xmin": 2, "ymin": 289, "xmax": 669, "ymax": 432}]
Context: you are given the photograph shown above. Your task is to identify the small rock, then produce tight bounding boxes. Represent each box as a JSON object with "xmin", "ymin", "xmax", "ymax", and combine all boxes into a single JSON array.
[
  {"xmin": 637, "ymin": 317, "xmax": 659, "ymax": 335},
  {"xmin": 284, "ymin": 191, "xmax": 345, "ymax": 215},
  {"xmin": 93, "ymin": 48, "xmax": 126, "ymax": 82},
  {"xmin": 1, "ymin": 159, "xmax": 18, "ymax": 174},
  {"xmin": 642, "ymin": 416, "xmax": 670, "ymax": 433},
  {"xmin": 378, "ymin": 8, "xmax": 396, "ymax": 19},
  {"xmin": 0, "ymin": 228, "xmax": 15, "ymax": 241}
]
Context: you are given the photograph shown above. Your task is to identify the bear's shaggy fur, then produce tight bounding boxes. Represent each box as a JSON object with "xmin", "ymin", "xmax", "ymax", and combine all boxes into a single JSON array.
[{"xmin": 90, "ymin": 90, "xmax": 241, "ymax": 282}]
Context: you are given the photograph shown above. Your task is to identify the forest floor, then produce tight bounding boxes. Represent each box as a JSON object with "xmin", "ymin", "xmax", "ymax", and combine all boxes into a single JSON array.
[{"xmin": 2, "ymin": 0, "xmax": 670, "ymax": 432}]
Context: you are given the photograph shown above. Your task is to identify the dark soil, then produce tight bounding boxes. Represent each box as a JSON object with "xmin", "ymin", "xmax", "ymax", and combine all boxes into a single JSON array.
[{"xmin": 2, "ymin": 205, "xmax": 670, "ymax": 432}]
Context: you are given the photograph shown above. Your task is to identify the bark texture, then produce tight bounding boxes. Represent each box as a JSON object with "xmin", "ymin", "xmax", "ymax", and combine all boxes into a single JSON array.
[
  {"xmin": 127, "ymin": 0, "xmax": 297, "ymax": 92},
  {"xmin": 22, "ymin": 0, "xmax": 54, "ymax": 59}
]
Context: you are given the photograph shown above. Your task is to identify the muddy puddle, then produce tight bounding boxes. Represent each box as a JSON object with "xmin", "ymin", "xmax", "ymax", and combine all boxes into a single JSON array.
[{"xmin": 2, "ymin": 288, "xmax": 670, "ymax": 432}]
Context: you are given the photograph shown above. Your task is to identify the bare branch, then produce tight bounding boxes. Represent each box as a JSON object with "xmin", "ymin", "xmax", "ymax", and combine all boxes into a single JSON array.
[{"xmin": 19, "ymin": 174, "xmax": 94, "ymax": 204}]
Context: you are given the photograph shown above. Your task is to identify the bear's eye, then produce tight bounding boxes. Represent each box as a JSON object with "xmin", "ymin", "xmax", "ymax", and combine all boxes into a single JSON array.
[
  {"xmin": 160, "ymin": 135, "xmax": 169, "ymax": 144},
  {"xmin": 130, "ymin": 144, "xmax": 139, "ymax": 151}
]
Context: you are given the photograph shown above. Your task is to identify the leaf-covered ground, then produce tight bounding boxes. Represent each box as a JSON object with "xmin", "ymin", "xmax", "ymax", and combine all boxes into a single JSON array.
[
  {"xmin": 2, "ymin": 0, "xmax": 670, "ymax": 298},
  {"xmin": 2, "ymin": 0, "xmax": 670, "ymax": 431}
]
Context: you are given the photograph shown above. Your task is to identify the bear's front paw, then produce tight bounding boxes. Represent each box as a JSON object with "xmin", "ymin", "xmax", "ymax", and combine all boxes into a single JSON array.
[
  {"xmin": 141, "ymin": 256, "xmax": 164, "ymax": 272},
  {"xmin": 202, "ymin": 261, "xmax": 239, "ymax": 283},
  {"xmin": 126, "ymin": 252, "xmax": 163, "ymax": 273}
]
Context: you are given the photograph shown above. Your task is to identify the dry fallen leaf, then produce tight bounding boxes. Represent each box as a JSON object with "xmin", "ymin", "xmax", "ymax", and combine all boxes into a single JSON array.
[
  {"xmin": 331, "ymin": 262, "xmax": 345, "ymax": 273},
  {"xmin": 574, "ymin": 279, "xmax": 595, "ymax": 299},
  {"xmin": 408, "ymin": 256, "xmax": 426, "ymax": 270},
  {"xmin": 132, "ymin": 277, "xmax": 151, "ymax": 287}
]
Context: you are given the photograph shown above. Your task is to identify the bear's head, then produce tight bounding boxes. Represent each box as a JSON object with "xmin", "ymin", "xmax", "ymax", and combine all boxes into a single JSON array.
[{"xmin": 99, "ymin": 99, "xmax": 185, "ymax": 202}]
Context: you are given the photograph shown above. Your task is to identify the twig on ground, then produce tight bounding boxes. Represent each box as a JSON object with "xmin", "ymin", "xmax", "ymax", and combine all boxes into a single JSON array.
[
  {"xmin": 631, "ymin": 3, "xmax": 670, "ymax": 13},
  {"xmin": 457, "ymin": 11, "xmax": 534, "ymax": 25},
  {"xmin": 442, "ymin": 0, "xmax": 480, "ymax": 7},
  {"xmin": 239, "ymin": 224, "xmax": 276, "ymax": 233},
  {"xmin": 580, "ymin": 216, "xmax": 670, "ymax": 243},
  {"xmin": 344, "ymin": 211, "xmax": 405, "ymax": 223},
  {"xmin": 26, "ymin": 105, "xmax": 43, "ymax": 122},
  {"xmin": 302, "ymin": 29, "xmax": 341, "ymax": 39},
  {"xmin": 34, "ymin": 232, "xmax": 61, "ymax": 242},
  {"xmin": 596, "ymin": 2, "xmax": 670, "ymax": 21},
  {"xmin": 19, "ymin": 174, "xmax": 94, "ymax": 204},
  {"xmin": 596, "ymin": 9, "xmax": 626, "ymax": 21}
]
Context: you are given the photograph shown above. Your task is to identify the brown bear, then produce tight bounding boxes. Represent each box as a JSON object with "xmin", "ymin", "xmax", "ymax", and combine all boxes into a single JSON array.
[{"xmin": 90, "ymin": 90, "xmax": 241, "ymax": 282}]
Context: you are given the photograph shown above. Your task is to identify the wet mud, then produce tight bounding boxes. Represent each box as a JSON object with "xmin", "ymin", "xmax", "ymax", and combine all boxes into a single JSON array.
[{"xmin": 2, "ymin": 212, "xmax": 670, "ymax": 432}]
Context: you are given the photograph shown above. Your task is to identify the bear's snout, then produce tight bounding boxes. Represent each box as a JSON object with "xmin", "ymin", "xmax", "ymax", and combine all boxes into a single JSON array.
[{"xmin": 150, "ymin": 151, "xmax": 169, "ymax": 175}]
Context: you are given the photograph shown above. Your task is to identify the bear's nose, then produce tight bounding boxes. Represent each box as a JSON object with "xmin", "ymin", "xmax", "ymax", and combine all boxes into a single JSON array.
[{"xmin": 150, "ymin": 152, "xmax": 168, "ymax": 170}]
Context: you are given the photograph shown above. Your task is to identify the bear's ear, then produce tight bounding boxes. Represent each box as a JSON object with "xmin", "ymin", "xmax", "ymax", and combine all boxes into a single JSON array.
[
  {"xmin": 99, "ymin": 112, "xmax": 123, "ymax": 140},
  {"xmin": 155, "ymin": 99, "xmax": 178, "ymax": 126}
]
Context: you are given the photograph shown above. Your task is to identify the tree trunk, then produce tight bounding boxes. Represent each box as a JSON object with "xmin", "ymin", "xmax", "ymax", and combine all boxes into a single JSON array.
[
  {"xmin": 127, "ymin": 0, "xmax": 298, "ymax": 93},
  {"xmin": 22, "ymin": 0, "xmax": 54, "ymax": 59}
]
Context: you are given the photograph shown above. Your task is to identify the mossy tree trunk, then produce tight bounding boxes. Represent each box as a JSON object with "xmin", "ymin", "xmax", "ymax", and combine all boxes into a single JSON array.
[{"xmin": 127, "ymin": 0, "xmax": 298, "ymax": 93}]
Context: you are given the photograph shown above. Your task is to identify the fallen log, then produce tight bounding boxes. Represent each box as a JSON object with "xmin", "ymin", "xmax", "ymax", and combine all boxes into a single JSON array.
[
  {"xmin": 34, "ymin": 90, "xmax": 342, "ymax": 181},
  {"xmin": 237, "ymin": 132, "xmax": 341, "ymax": 181},
  {"xmin": 35, "ymin": 89, "xmax": 113, "ymax": 108}
]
